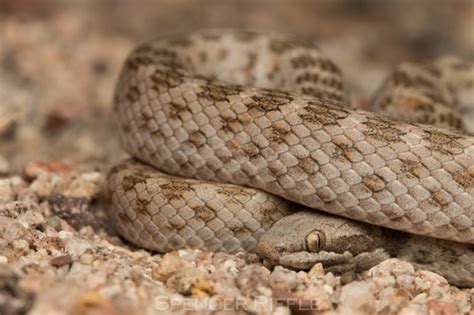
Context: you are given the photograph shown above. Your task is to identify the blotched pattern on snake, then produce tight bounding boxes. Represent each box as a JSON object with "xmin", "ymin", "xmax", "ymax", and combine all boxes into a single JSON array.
[{"xmin": 106, "ymin": 30, "xmax": 474, "ymax": 286}]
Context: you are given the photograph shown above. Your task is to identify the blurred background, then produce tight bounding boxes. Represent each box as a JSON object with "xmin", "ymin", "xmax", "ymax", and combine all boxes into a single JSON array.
[{"xmin": 0, "ymin": 0, "xmax": 473, "ymax": 172}]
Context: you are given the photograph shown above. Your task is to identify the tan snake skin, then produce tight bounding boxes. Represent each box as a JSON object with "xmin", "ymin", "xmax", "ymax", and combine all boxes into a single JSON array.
[{"xmin": 107, "ymin": 31, "xmax": 473, "ymax": 264}]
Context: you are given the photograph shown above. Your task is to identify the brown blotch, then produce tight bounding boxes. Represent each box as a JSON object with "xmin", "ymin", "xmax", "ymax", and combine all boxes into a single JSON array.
[
  {"xmin": 363, "ymin": 174, "xmax": 386, "ymax": 192},
  {"xmin": 216, "ymin": 186, "xmax": 252, "ymax": 199},
  {"xmin": 316, "ymin": 189, "xmax": 335, "ymax": 202},
  {"xmin": 332, "ymin": 140, "xmax": 358, "ymax": 164},
  {"xmin": 150, "ymin": 48, "xmax": 178, "ymax": 59},
  {"xmin": 130, "ymin": 197, "xmax": 151, "ymax": 214},
  {"xmin": 300, "ymin": 87, "xmax": 342, "ymax": 101},
  {"xmin": 298, "ymin": 101, "xmax": 349, "ymax": 125},
  {"xmin": 159, "ymin": 180, "xmax": 190, "ymax": 200},
  {"xmin": 380, "ymin": 204, "xmax": 403, "ymax": 219},
  {"xmin": 126, "ymin": 86, "xmax": 140, "ymax": 103},
  {"xmin": 167, "ymin": 101, "xmax": 190, "ymax": 120},
  {"xmin": 194, "ymin": 206, "xmax": 216, "ymax": 222},
  {"xmin": 269, "ymin": 39, "xmax": 295, "ymax": 53},
  {"xmin": 318, "ymin": 58, "xmax": 342, "ymax": 74},
  {"xmin": 241, "ymin": 143, "xmax": 260, "ymax": 158},
  {"xmin": 197, "ymin": 82, "xmax": 244, "ymax": 102},
  {"xmin": 188, "ymin": 131, "xmax": 207, "ymax": 146},
  {"xmin": 150, "ymin": 68, "xmax": 185, "ymax": 93},
  {"xmin": 151, "ymin": 129, "xmax": 163, "ymax": 140},
  {"xmin": 431, "ymin": 191, "xmax": 452, "ymax": 206},
  {"xmin": 268, "ymin": 124, "xmax": 290, "ymax": 144},
  {"xmin": 125, "ymin": 55, "xmax": 154, "ymax": 70},
  {"xmin": 361, "ymin": 115, "xmax": 406, "ymax": 143},
  {"xmin": 256, "ymin": 203, "xmax": 283, "ymax": 226},
  {"xmin": 118, "ymin": 212, "xmax": 133, "ymax": 223},
  {"xmin": 295, "ymin": 72, "xmax": 319, "ymax": 84},
  {"xmin": 227, "ymin": 222, "xmax": 247, "ymax": 234},
  {"xmin": 246, "ymin": 89, "xmax": 293, "ymax": 112},
  {"xmin": 452, "ymin": 172, "xmax": 473, "ymax": 188},
  {"xmin": 219, "ymin": 116, "xmax": 242, "ymax": 134},
  {"xmin": 399, "ymin": 157, "xmax": 426, "ymax": 179},
  {"xmin": 291, "ymin": 54, "xmax": 319, "ymax": 68},
  {"xmin": 268, "ymin": 163, "xmax": 286, "ymax": 177},
  {"xmin": 298, "ymin": 157, "xmax": 317, "ymax": 175},
  {"xmin": 321, "ymin": 78, "xmax": 344, "ymax": 90},
  {"xmin": 425, "ymin": 130, "xmax": 464, "ymax": 155},
  {"xmin": 122, "ymin": 174, "xmax": 147, "ymax": 191}
]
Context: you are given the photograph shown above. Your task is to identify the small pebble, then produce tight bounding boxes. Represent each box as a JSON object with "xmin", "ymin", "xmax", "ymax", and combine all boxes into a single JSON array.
[
  {"xmin": 50, "ymin": 254, "xmax": 73, "ymax": 267},
  {"xmin": 24, "ymin": 160, "xmax": 73, "ymax": 180},
  {"xmin": 339, "ymin": 281, "xmax": 376, "ymax": 314},
  {"xmin": 308, "ymin": 262, "xmax": 325, "ymax": 278},
  {"xmin": 269, "ymin": 266, "xmax": 299, "ymax": 291}
]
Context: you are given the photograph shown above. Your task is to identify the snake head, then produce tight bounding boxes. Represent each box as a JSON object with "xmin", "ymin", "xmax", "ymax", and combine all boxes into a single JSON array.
[{"xmin": 256, "ymin": 210, "xmax": 390, "ymax": 272}]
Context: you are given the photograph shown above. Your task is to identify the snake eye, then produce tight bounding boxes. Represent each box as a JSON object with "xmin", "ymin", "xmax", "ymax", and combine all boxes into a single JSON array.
[{"xmin": 305, "ymin": 230, "xmax": 325, "ymax": 252}]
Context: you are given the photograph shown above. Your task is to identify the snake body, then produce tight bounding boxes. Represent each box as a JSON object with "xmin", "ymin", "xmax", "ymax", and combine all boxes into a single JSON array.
[{"xmin": 107, "ymin": 30, "xmax": 474, "ymax": 285}]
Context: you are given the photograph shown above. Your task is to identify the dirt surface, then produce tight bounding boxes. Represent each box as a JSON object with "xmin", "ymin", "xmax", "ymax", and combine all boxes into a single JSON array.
[{"xmin": 0, "ymin": 1, "xmax": 473, "ymax": 314}]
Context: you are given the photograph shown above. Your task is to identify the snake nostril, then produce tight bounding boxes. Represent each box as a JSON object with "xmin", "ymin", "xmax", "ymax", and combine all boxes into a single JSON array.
[{"xmin": 274, "ymin": 244, "xmax": 287, "ymax": 255}]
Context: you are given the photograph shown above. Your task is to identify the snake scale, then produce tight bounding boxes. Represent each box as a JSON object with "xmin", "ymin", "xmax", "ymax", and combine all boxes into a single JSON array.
[{"xmin": 106, "ymin": 30, "xmax": 474, "ymax": 286}]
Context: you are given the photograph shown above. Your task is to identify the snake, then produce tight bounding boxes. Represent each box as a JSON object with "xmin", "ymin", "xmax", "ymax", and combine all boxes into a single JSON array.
[{"xmin": 106, "ymin": 30, "xmax": 474, "ymax": 287}]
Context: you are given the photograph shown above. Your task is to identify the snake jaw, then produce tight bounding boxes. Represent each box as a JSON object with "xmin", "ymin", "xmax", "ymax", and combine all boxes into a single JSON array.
[{"xmin": 277, "ymin": 251, "xmax": 355, "ymax": 270}]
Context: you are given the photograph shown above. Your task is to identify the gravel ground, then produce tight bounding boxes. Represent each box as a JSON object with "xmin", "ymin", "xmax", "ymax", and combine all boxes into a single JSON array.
[{"xmin": 0, "ymin": 1, "xmax": 473, "ymax": 314}]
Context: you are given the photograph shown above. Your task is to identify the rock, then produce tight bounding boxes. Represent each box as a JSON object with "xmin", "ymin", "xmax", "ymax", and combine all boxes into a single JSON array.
[
  {"xmin": 0, "ymin": 177, "xmax": 26, "ymax": 204},
  {"xmin": 152, "ymin": 252, "xmax": 184, "ymax": 283},
  {"xmin": 368, "ymin": 259, "xmax": 415, "ymax": 278},
  {"xmin": 191, "ymin": 278, "xmax": 215, "ymax": 298},
  {"xmin": 338, "ymin": 281, "xmax": 375, "ymax": 314},
  {"xmin": 23, "ymin": 161, "xmax": 73, "ymax": 180},
  {"xmin": 396, "ymin": 274, "xmax": 415, "ymax": 291},
  {"xmin": 48, "ymin": 195, "xmax": 95, "ymax": 230},
  {"xmin": 0, "ymin": 264, "xmax": 34, "ymax": 315},
  {"xmin": 76, "ymin": 291, "xmax": 113, "ymax": 315},
  {"xmin": 269, "ymin": 266, "xmax": 299, "ymax": 291},
  {"xmin": 166, "ymin": 267, "xmax": 209, "ymax": 295},
  {"xmin": 307, "ymin": 263, "xmax": 325, "ymax": 279},
  {"xmin": 417, "ymin": 270, "xmax": 449, "ymax": 287},
  {"xmin": 426, "ymin": 299, "xmax": 457, "ymax": 315},
  {"xmin": 298, "ymin": 285, "xmax": 333, "ymax": 312},
  {"xmin": 50, "ymin": 254, "xmax": 73, "ymax": 267},
  {"xmin": 237, "ymin": 265, "xmax": 270, "ymax": 296},
  {"xmin": 29, "ymin": 170, "xmax": 103, "ymax": 199},
  {"xmin": 38, "ymin": 216, "xmax": 62, "ymax": 232}
]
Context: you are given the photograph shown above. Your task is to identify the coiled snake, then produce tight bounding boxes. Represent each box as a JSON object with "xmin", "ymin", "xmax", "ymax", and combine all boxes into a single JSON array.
[{"xmin": 106, "ymin": 30, "xmax": 474, "ymax": 286}]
